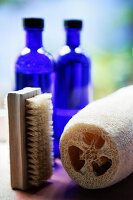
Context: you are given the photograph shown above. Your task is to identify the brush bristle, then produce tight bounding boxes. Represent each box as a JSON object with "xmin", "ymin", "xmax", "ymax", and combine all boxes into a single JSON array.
[{"xmin": 25, "ymin": 93, "xmax": 53, "ymax": 186}]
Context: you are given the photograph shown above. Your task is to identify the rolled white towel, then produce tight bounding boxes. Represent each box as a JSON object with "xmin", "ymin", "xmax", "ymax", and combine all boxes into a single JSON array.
[{"xmin": 60, "ymin": 85, "xmax": 133, "ymax": 189}]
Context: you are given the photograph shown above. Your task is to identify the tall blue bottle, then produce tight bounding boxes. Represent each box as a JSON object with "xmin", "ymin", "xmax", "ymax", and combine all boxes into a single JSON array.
[
  {"xmin": 15, "ymin": 18, "xmax": 53, "ymax": 93},
  {"xmin": 53, "ymin": 20, "xmax": 92, "ymax": 157}
]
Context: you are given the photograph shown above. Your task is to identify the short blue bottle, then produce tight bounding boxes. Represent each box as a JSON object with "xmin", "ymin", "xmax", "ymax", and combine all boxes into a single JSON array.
[
  {"xmin": 15, "ymin": 18, "xmax": 53, "ymax": 93},
  {"xmin": 53, "ymin": 19, "xmax": 92, "ymax": 158}
]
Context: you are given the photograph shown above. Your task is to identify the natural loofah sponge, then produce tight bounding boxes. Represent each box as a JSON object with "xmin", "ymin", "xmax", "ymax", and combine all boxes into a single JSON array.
[{"xmin": 60, "ymin": 85, "xmax": 133, "ymax": 189}]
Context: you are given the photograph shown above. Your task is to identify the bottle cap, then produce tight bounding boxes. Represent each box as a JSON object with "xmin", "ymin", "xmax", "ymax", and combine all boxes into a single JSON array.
[
  {"xmin": 64, "ymin": 20, "xmax": 82, "ymax": 29},
  {"xmin": 23, "ymin": 18, "xmax": 44, "ymax": 29}
]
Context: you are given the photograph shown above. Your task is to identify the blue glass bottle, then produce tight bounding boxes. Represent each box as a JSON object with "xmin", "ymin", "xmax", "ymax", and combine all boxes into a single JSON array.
[
  {"xmin": 53, "ymin": 20, "xmax": 92, "ymax": 157},
  {"xmin": 15, "ymin": 18, "xmax": 53, "ymax": 93}
]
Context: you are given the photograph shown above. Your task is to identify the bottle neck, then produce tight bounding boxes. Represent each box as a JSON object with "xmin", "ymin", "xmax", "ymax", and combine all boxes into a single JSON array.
[
  {"xmin": 25, "ymin": 28, "xmax": 43, "ymax": 49},
  {"xmin": 65, "ymin": 28, "xmax": 81, "ymax": 48}
]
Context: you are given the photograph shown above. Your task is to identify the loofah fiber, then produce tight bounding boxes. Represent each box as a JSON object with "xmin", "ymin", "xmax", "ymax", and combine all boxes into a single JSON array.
[{"xmin": 60, "ymin": 85, "xmax": 133, "ymax": 189}]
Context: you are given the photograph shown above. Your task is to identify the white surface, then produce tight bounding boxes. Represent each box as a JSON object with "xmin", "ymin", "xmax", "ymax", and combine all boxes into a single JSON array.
[
  {"xmin": 0, "ymin": 142, "xmax": 16, "ymax": 199},
  {"xmin": 0, "ymin": 109, "xmax": 8, "ymax": 142}
]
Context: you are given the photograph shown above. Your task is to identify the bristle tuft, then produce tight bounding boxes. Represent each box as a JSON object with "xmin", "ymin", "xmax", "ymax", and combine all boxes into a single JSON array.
[{"xmin": 25, "ymin": 93, "xmax": 53, "ymax": 186}]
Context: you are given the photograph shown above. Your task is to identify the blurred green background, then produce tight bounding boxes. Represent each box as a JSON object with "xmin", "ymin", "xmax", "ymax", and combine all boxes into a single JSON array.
[{"xmin": 0, "ymin": 0, "xmax": 133, "ymax": 107}]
